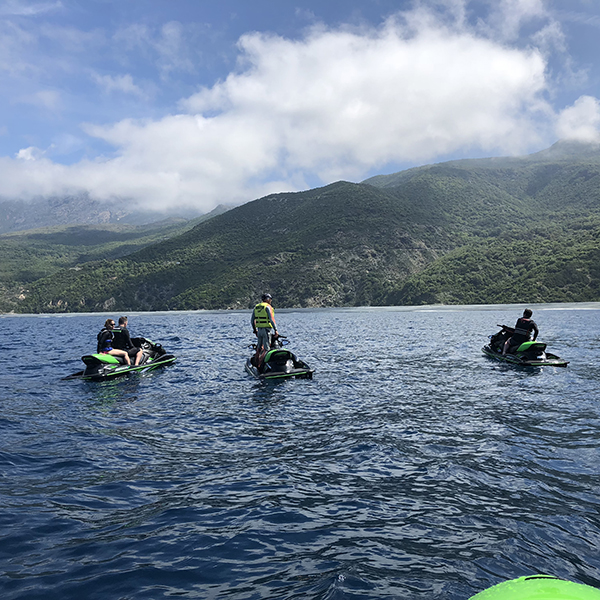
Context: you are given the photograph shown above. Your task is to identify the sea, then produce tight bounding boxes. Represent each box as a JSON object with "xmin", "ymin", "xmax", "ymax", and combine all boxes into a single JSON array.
[{"xmin": 1, "ymin": 304, "xmax": 600, "ymax": 600}]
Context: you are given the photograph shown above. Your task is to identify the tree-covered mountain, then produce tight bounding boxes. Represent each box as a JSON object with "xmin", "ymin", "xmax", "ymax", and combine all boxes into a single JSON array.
[
  {"xmin": 372, "ymin": 140, "xmax": 600, "ymax": 304},
  {"xmin": 6, "ymin": 140, "xmax": 600, "ymax": 313},
  {"xmin": 0, "ymin": 206, "xmax": 230, "ymax": 312}
]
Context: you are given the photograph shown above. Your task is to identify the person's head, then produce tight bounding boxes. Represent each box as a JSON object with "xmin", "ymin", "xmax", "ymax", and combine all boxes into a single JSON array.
[
  {"xmin": 118, "ymin": 316, "xmax": 128, "ymax": 326},
  {"xmin": 523, "ymin": 308, "xmax": 533, "ymax": 319},
  {"xmin": 262, "ymin": 293, "xmax": 272, "ymax": 304},
  {"xmin": 105, "ymin": 318, "xmax": 116, "ymax": 329}
]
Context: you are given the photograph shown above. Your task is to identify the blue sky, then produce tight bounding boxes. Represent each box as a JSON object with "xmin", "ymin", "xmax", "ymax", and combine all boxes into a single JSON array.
[{"xmin": 1, "ymin": 0, "xmax": 600, "ymax": 213}]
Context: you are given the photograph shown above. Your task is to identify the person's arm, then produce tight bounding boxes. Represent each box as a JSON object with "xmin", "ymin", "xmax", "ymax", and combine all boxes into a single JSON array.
[
  {"xmin": 250, "ymin": 310, "xmax": 257, "ymax": 334},
  {"xmin": 267, "ymin": 306, "xmax": 277, "ymax": 333},
  {"xmin": 532, "ymin": 321, "xmax": 539, "ymax": 341}
]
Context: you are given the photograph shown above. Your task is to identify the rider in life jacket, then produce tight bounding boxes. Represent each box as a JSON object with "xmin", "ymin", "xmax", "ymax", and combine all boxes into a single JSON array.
[
  {"xmin": 111, "ymin": 316, "xmax": 143, "ymax": 366},
  {"xmin": 97, "ymin": 319, "xmax": 132, "ymax": 365},
  {"xmin": 502, "ymin": 308, "xmax": 539, "ymax": 355},
  {"xmin": 251, "ymin": 293, "xmax": 279, "ymax": 368}
]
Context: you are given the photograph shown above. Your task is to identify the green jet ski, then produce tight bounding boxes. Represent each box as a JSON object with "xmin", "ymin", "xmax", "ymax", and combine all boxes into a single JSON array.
[
  {"xmin": 245, "ymin": 336, "xmax": 314, "ymax": 381},
  {"xmin": 64, "ymin": 337, "xmax": 176, "ymax": 381},
  {"xmin": 469, "ymin": 575, "xmax": 600, "ymax": 599},
  {"xmin": 482, "ymin": 324, "xmax": 568, "ymax": 367}
]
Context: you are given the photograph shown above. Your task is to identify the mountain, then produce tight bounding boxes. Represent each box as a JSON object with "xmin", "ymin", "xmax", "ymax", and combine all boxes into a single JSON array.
[
  {"xmin": 13, "ymin": 181, "xmax": 446, "ymax": 311},
  {"xmin": 368, "ymin": 140, "xmax": 600, "ymax": 304},
  {"xmin": 0, "ymin": 205, "xmax": 231, "ymax": 312},
  {"xmin": 7, "ymin": 141, "xmax": 600, "ymax": 313},
  {"xmin": 0, "ymin": 193, "xmax": 223, "ymax": 234}
]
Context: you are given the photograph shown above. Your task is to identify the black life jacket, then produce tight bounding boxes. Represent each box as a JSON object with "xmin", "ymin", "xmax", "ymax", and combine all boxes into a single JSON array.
[
  {"xmin": 512, "ymin": 318, "xmax": 536, "ymax": 343},
  {"xmin": 97, "ymin": 328, "xmax": 113, "ymax": 353},
  {"xmin": 111, "ymin": 327, "xmax": 128, "ymax": 350}
]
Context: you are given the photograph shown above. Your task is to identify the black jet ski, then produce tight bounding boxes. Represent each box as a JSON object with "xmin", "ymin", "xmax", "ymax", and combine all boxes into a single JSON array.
[
  {"xmin": 245, "ymin": 336, "xmax": 314, "ymax": 380},
  {"xmin": 482, "ymin": 324, "xmax": 568, "ymax": 367},
  {"xmin": 64, "ymin": 337, "xmax": 176, "ymax": 381}
]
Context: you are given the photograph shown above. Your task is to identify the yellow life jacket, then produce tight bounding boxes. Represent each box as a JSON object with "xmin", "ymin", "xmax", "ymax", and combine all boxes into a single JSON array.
[{"xmin": 254, "ymin": 302, "xmax": 274, "ymax": 328}]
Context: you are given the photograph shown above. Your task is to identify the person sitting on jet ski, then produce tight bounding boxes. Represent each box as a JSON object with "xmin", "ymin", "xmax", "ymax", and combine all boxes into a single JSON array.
[
  {"xmin": 97, "ymin": 319, "xmax": 132, "ymax": 365},
  {"xmin": 502, "ymin": 308, "xmax": 539, "ymax": 355},
  {"xmin": 112, "ymin": 316, "xmax": 143, "ymax": 366},
  {"xmin": 251, "ymin": 293, "xmax": 279, "ymax": 368}
]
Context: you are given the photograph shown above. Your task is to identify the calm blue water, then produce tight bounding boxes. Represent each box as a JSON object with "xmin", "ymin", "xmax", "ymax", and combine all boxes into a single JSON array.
[{"xmin": 1, "ymin": 304, "xmax": 600, "ymax": 600}]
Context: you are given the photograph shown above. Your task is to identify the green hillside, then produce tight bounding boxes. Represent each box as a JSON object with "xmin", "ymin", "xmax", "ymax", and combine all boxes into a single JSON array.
[
  {"xmin": 386, "ymin": 218, "xmax": 600, "ymax": 305},
  {"xmin": 0, "ymin": 206, "xmax": 229, "ymax": 312},
  {"xmin": 15, "ymin": 182, "xmax": 448, "ymax": 311},
  {"xmin": 7, "ymin": 141, "xmax": 600, "ymax": 313}
]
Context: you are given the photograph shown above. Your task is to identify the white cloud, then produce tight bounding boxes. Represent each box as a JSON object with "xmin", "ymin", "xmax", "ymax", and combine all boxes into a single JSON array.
[
  {"xmin": 91, "ymin": 72, "xmax": 146, "ymax": 98},
  {"xmin": 182, "ymin": 20, "xmax": 550, "ymax": 183},
  {"xmin": 556, "ymin": 95, "xmax": 600, "ymax": 142},
  {"xmin": 0, "ymin": 0, "xmax": 62, "ymax": 17},
  {"xmin": 16, "ymin": 145, "xmax": 44, "ymax": 160},
  {"xmin": 112, "ymin": 21, "xmax": 203, "ymax": 80},
  {"xmin": 484, "ymin": 0, "xmax": 548, "ymax": 41},
  {"xmin": 0, "ymin": 20, "xmax": 36, "ymax": 76},
  {"xmin": 0, "ymin": 19, "xmax": 107, "ymax": 86},
  {"xmin": 155, "ymin": 21, "xmax": 196, "ymax": 78},
  {"xmin": 18, "ymin": 88, "xmax": 61, "ymax": 109},
  {"xmin": 0, "ymin": 1, "xmax": 596, "ymax": 213}
]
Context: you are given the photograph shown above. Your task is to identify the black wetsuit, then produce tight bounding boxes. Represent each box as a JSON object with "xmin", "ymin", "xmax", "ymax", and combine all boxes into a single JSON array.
[
  {"xmin": 509, "ymin": 317, "xmax": 539, "ymax": 349},
  {"xmin": 112, "ymin": 327, "xmax": 140, "ymax": 359}
]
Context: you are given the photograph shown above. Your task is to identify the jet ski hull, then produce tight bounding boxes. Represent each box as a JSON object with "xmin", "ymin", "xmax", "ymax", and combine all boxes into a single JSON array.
[
  {"xmin": 482, "ymin": 325, "xmax": 568, "ymax": 367},
  {"xmin": 469, "ymin": 575, "xmax": 600, "ymax": 599},
  {"xmin": 64, "ymin": 338, "xmax": 176, "ymax": 381},
  {"xmin": 245, "ymin": 358, "xmax": 314, "ymax": 380},
  {"xmin": 482, "ymin": 344, "xmax": 568, "ymax": 367},
  {"xmin": 245, "ymin": 346, "xmax": 313, "ymax": 380}
]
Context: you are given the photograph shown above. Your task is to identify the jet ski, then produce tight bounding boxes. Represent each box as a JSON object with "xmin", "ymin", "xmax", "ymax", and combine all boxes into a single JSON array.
[
  {"xmin": 245, "ymin": 336, "xmax": 314, "ymax": 380},
  {"xmin": 482, "ymin": 325, "xmax": 568, "ymax": 367},
  {"xmin": 468, "ymin": 575, "xmax": 600, "ymax": 599},
  {"xmin": 64, "ymin": 337, "xmax": 176, "ymax": 381}
]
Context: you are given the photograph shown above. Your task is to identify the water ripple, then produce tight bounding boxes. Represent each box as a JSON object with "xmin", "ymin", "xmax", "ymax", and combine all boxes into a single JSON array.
[{"xmin": 1, "ymin": 306, "xmax": 600, "ymax": 599}]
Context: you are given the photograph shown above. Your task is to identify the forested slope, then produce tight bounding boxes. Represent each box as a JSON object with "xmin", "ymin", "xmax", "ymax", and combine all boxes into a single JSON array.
[{"xmin": 9, "ymin": 140, "xmax": 600, "ymax": 313}]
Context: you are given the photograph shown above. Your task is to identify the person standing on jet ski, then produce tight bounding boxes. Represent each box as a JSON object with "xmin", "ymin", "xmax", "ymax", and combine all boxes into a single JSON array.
[
  {"xmin": 251, "ymin": 293, "xmax": 279, "ymax": 368},
  {"xmin": 112, "ymin": 316, "xmax": 143, "ymax": 366},
  {"xmin": 97, "ymin": 319, "xmax": 132, "ymax": 365},
  {"xmin": 502, "ymin": 308, "xmax": 539, "ymax": 355}
]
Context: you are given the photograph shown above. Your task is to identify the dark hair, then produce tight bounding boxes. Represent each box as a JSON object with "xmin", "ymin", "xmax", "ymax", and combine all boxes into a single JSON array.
[
  {"xmin": 262, "ymin": 293, "xmax": 272, "ymax": 301},
  {"xmin": 118, "ymin": 316, "xmax": 128, "ymax": 325},
  {"xmin": 523, "ymin": 308, "xmax": 533, "ymax": 318},
  {"xmin": 104, "ymin": 318, "xmax": 115, "ymax": 328}
]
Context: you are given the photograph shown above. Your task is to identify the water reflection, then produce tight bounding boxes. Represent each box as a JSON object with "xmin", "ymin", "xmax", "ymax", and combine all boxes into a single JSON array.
[
  {"xmin": 82, "ymin": 375, "xmax": 142, "ymax": 406},
  {"xmin": 250, "ymin": 377, "xmax": 297, "ymax": 405}
]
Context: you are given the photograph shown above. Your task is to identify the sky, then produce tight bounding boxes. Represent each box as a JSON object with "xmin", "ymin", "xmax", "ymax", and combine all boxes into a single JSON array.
[{"xmin": 1, "ymin": 0, "xmax": 600, "ymax": 214}]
